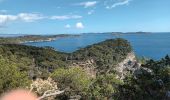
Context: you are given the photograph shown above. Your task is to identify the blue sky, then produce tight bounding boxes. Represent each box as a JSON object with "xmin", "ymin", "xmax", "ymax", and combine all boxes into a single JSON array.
[{"xmin": 0, "ymin": 0, "xmax": 170, "ymax": 34}]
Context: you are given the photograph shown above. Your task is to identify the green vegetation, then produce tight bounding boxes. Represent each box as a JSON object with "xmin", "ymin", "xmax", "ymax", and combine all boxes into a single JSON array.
[
  {"xmin": 0, "ymin": 38, "xmax": 132, "ymax": 77},
  {"xmin": 0, "ymin": 38, "xmax": 169, "ymax": 100},
  {"xmin": 71, "ymin": 38, "xmax": 132, "ymax": 73},
  {"xmin": 0, "ymin": 34, "xmax": 80, "ymax": 44},
  {"xmin": 119, "ymin": 55, "xmax": 170, "ymax": 100},
  {"xmin": 51, "ymin": 67, "xmax": 91, "ymax": 99},
  {"xmin": 88, "ymin": 73, "xmax": 123, "ymax": 99},
  {"xmin": 0, "ymin": 56, "xmax": 30, "ymax": 94},
  {"xmin": 136, "ymin": 56, "xmax": 150, "ymax": 64},
  {"xmin": 0, "ymin": 44, "xmax": 68, "ymax": 78}
]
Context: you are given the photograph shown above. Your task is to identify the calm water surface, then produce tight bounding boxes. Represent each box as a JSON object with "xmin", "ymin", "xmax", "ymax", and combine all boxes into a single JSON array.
[
  {"xmin": 23, "ymin": 33, "xmax": 170, "ymax": 60},
  {"xmin": 0, "ymin": 34, "xmax": 25, "ymax": 37}
]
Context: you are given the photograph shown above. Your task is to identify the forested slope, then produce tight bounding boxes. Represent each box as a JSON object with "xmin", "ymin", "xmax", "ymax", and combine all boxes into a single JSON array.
[
  {"xmin": 0, "ymin": 38, "xmax": 169, "ymax": 100},
  {"xmin": 0, "ymin": 38, "xmax": 132, "ymax": 77}
]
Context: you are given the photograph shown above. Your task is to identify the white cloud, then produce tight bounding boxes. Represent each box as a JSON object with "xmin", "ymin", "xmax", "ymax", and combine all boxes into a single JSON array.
[
  {"xmin": 0, "ymin": 13, "xmax": 44, "ymax": 25},
  {"xmin": 75, "ymin": 1, "xmax": 98, "ymax": 8},
  {"xmin": 65, "ymin": 24, "xmax": 71, "ymax": 28},
  {"xmin": 0, "ymin": 15, "xmax": 17, "ymax": 24},
  {"xmin": 76, "ymin": 22, "xmax": 84, "ymax": 29},
  {"xmin": 0, "ymin": 13, "xmax": 83, "ymax": 27},
  {"xmin": 106, "ymin": 0, "xmax": 132, "ymax": 9},
  {"xmin": 88, "ymin": 10, "xmax": 95, "ymax": 15},
  {"xmin": 51, "ymin": 15, "xmax": 82, "ymax": 20},
  {"xmin": 18, "ymin": 13, "xmax": 44, "ymax": 22}
]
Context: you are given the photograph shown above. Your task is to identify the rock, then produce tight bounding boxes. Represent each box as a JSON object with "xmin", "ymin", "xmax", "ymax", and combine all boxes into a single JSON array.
[
  {"xmin": 30, "ymin": 77, "xmax": 58, "ymax": 95},
  {"xmin": 115, "ymin": 52, "xmax": 141, "ymax": 79},
  {"xmin": 69, "ymin": 59, "xmax": 97, "ymax": 78},
  {"xmin": 134, "ymin": 67, "xmax": 153, "ymax": 76},
  {"xmin": 165, "ymin": 91, "xmax": 170, "ymax": 100}
]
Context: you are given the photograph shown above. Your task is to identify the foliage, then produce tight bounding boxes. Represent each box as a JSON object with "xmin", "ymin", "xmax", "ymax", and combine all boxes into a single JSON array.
[
  {"xmin": 0, "ymin": 38, "xmax": 133, "ymax": 99},
  {"xmin": 136, "ymin": 56, "xmax": 150, "ymax": 64},
  {"xmin": 51, "ymin": 67, "xmax": 91, "ymax": 98},
  {"xmin": 0, "ymin": 44, "xmax": 68, "ymax": 78},
  {"xmin": 0, "ymin": 37, "xmax": 170, "ymax": 100},
  {"xmin": 0, "ymin": 38, "xmax": 132, "ymax": 77},
  {"xmin": 0, "ymin": 34, "xmax": 80, "ymax": 44},
  {"xmin": 88, "ymin": 73, "xmax": 123, "ymax": 100},
  {"xmin": 0, "ymin": 56, "xmax": 30, "ymax": 94},
  {"xmin": 119, "ymin": 55, "xmax": 170, "ymax": 100},
  {"xmin": 71, "ymin": 38, "xmax": 132, "ymax": 73}
]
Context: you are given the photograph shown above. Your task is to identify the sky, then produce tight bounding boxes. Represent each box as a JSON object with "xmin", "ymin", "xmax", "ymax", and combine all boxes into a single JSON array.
[{"xmin": 0, "ymin": 0, "xmax": 170, "ymax": 34}]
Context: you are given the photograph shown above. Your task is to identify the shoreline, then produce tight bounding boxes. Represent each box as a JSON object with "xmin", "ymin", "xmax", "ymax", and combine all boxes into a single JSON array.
[
  {"xmin": 20, "ymin": 37, "xmax": 57, "ymax": 44},
  {"xmin": 0, "ymin": 34, "xmax": 81, "ymax": 44}
]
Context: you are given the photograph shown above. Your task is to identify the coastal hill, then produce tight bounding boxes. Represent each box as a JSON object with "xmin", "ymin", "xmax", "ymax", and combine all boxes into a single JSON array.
[
  {"xmin": 0, "ymin": 38, "xmax": 169, "ymax": 100},
  {"xmin": 0, "ymin": 34, "xmax": 80, "ymax": 44},
  {"xmin": 0, "ymin": 38, "xmax": 132, "ymax": 77}
]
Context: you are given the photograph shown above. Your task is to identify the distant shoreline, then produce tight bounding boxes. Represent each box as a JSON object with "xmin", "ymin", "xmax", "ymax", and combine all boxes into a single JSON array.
[
  {"xmin": 0, "ymin": 34, "xmax": 80, "ymax": 44},
  {"xmin": 20, "ymin": 37, "xmax": 57, "ymax": 44},
  {"xmin": 0, "ymin": 32, "xmax": 169, "ymax": 44}
]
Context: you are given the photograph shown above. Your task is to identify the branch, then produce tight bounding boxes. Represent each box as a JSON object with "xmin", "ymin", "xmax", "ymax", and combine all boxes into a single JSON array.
[
  {"xmin": 37, "ymin": 90, "xmax": 65, "ymax": 100},
  {"xmin": 29, "ymin": 84, "xmax": 34, "ymax": 94}
]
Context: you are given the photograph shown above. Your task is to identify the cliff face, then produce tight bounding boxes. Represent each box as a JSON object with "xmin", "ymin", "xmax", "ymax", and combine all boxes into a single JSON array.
[{"xmin": 115, "ymin": 52, "xmax": 141, "ymax": 79}]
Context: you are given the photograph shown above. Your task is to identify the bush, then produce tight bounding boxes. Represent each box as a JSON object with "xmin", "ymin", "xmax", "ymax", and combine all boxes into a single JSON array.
[
  {"xmin": 51, "ymin": 67, "xmax": 91, "ymax": 98},
  {"xmin": 0, "ymin": 56, "xmax": 30, "ymax": 94}
]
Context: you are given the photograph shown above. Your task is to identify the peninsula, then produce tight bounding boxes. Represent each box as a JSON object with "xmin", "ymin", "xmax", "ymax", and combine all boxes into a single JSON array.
[{"xmin": 0, "ymin": 34, "xmax": 80, "ymax": 44}]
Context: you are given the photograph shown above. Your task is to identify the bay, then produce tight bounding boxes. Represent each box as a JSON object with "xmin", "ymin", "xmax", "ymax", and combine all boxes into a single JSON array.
[{"xmin": 3, "ymin": 32, "xmax": 170, "ymax": 60}]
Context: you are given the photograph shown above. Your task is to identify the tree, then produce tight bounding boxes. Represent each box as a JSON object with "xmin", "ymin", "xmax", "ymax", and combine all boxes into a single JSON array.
[
  {"xmin": 0, "ymin": 56, "xmax": 30, "ymax": 94},
  {"xmin": 89, "ymin": 74, "xmax": 123, "ymax": 99},
  {"xmin": 119, "ymin": 56, "xmax": 170, "ymax": 100},
  {"xmin": 51, "ymin": 67, "xmax": 91, "ymax": 99}
]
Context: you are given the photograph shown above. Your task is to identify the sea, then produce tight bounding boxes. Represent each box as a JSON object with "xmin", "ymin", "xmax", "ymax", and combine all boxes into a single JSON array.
[{"xmin": 1, "ymin": 32, "xmax": 170, "ymax": 60}]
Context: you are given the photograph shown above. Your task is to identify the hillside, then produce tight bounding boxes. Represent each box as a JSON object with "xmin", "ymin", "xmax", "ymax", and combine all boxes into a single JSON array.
[
  {"xmin": 0, "ymin": 34, "xmax": 80, "ymax": 44},
  {"xmin": 71, "ymin": 38, "xmax": 132, "ymax": 73},
  {"xmin": 0, "ymin": 38, "xmax": 169, "ymax": 100},
  {"xmin": 0, "ymin": 38, "xmax": 132, "ymax": 77}
]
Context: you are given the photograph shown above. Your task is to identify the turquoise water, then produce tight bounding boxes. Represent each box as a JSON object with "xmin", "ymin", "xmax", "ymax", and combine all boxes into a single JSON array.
[
  {"xmin": 23, "ymin": 33, "xmax": 170, "ymax": 60},
  {"xmin": 2, "ymin": 33, "xmax": 170, "ymax": 60}
]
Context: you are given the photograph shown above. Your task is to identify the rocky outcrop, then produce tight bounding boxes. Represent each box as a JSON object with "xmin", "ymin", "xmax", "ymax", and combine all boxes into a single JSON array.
[
  {"xmin": 70, "ymin": 59, "xmax": 97, "ymax": 78},
  {"xmin": 69, "ymin": 52, "xmax": 141, "ymax": 79},
  {"xmin": 115, "ymin": 52, "xmax": 141, "ymax": 79},
  {"xmin": 30, "ymin": 78, "xmax": 64, "ymax": 100}
]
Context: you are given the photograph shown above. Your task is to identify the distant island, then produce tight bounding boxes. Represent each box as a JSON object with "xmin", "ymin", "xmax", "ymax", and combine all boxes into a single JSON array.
[
  {"xmin": 126, "ymin": 31, "xmax": 152, "ymax": 34},
  {"xmin": 0, "ymin": 34, "xmax": 80, "ymax": 44},
  {"xmin": 111, "ymin": 31, "xmax": 151, "ymax": 35}
]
